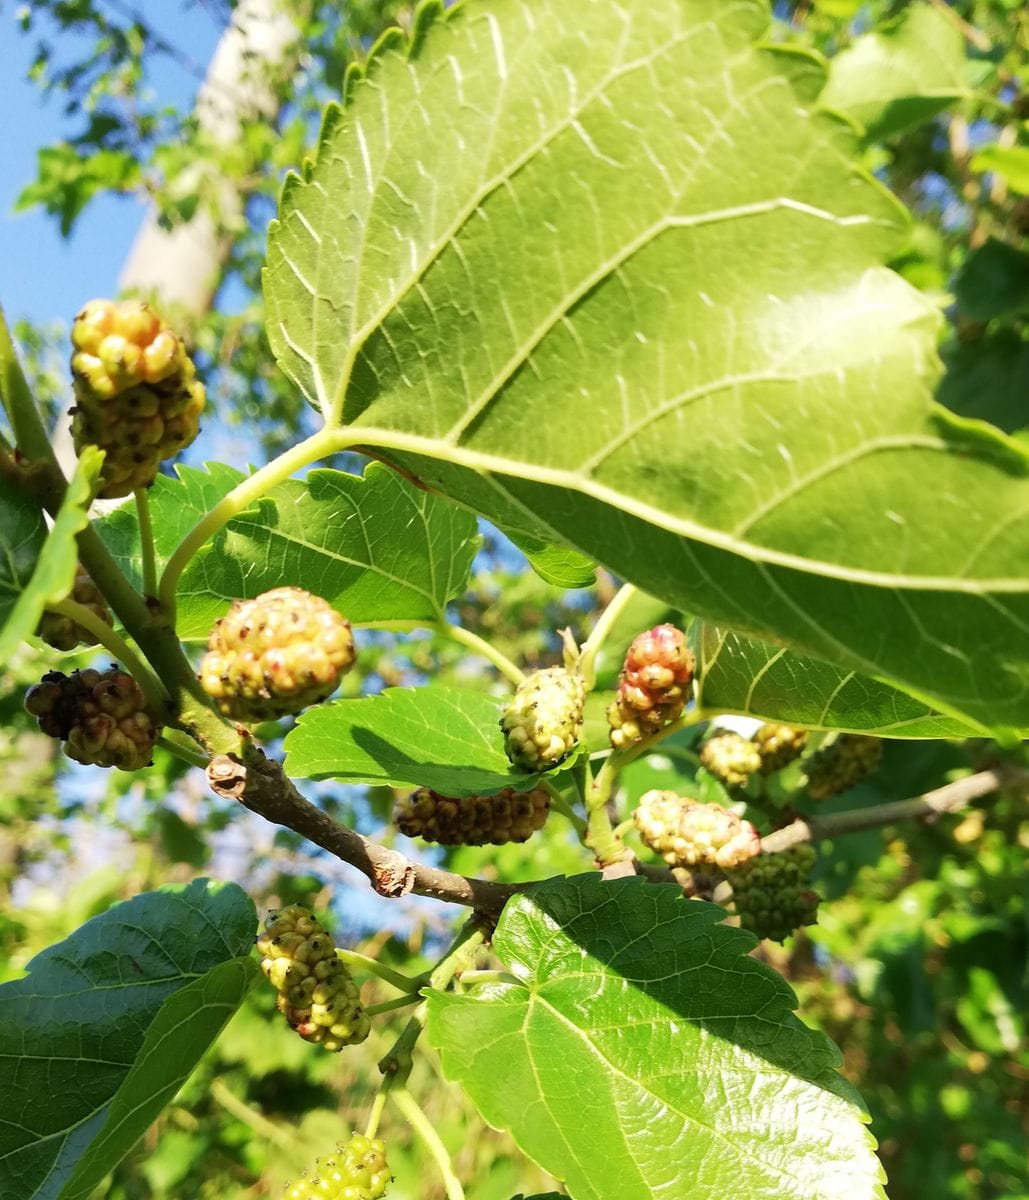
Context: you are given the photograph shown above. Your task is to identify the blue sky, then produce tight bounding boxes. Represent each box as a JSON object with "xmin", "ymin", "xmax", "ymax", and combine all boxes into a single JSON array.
[{"xmin": 1, "ymin": 4, "xmax": 224, "ymax": 327}]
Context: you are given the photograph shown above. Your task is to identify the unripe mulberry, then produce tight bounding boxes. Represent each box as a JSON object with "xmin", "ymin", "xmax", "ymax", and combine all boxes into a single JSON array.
[
  {"xmin": 70, "ymin": 298, "xmax": 204, "ymax": 498},
  {"xmin": 24, "ymin": 667, "xmax": 160, "ymax": 770},
  {"xmin": 633, "ymin": 789, "xmax": 760, "ymax": 869},
  {"xmin": 803, "ymin": 734, "xmax": 882, "ymax": 801},
  {"xmin": 752, "ymin": 723, "xmax": 808, "ymax": 774},
  {"xmin": 257, "ymin": 905, "xmax": 370, "ymax": 1052},
  {"xmin": 699, "ymin": 731, "xmax": 762, "ymax": 786},
  {"xmin": 394, "ymin": 785, "xmax": 549, "ymax": 845},
  {"xmin": 36, "ymin": 564, "xmax": 112, "ymax": 651},
  {"xmin": 726, "ymin": 844, "xmax": 819, "ymax": 942},
  {"xmin": 607, "ymin": 623, "xmax": 694, "ymax": 749},
  {"xmin": 284, "ymin": 1133, "xmax": 390, "ymax": 1199},
  {"xmin": 501, "ymin": 667, "xmax": 584, "ymax": 771},
  {"xmin": 200, "ymin": 587, "xmax": 355, "ymax": 722}
]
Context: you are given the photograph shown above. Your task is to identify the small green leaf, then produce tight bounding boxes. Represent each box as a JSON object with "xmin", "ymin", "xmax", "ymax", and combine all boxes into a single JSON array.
[
  {"xmin": 953, "ymin": 238, "xmax": 1029, "ymax": 322},
  {"xmin": 0, "ymin": 447, "xmax": 102, "ymax": 661},
  {"xmin": 820, "ymin": 4, "xmax": 968, "ymax": 139},
  {"xmin": 694, "ymin": 623, "xmax": 988, "ymax": 737},
  {"xmin": 174, "ymin": 463, "xmax": 479, "ymax": 637},
  {"xmin": 427, "ymin": 875, "xmax": 886, "ymax": 1200},
  {"xmin": 970, "ymin": 144, "xmax": 1029, "ymax": 196},
  {"xmin": 285, "ymin": 684, "xmax": 546, "ymax": 794},
  {"xmin": 504, "ymin": 529, "xmax": 596, "ymax": 589},
  {"xmin": 0, "ymin": 878, "xmax": 257, "ymax": 1200}
]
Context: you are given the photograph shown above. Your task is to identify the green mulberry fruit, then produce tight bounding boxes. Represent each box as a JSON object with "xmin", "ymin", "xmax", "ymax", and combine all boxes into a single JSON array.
[
  {"xmin": 284, "ymin": 1133, "xmax": 390, "ymax": 1199},
  {"xmin": 24, "ymin": 667, "xmax": 160, "ymax": 770},
  {"xmin": 633, "ymin": 789, "xmax": 760, "ymax": 869},
  {"xmin": 752, "ymin": 723, "xmax": 808, "ymax": 774},
  {"xmin": 36, "ymin": 564, "xmax": 112, "ymax": 651},
  {"xmin": 607, "ymin": 623, "xmax": 694, "ymax": 749},
  {"xmin": 699, "ymin": 731, "xmax": 762, "ymax": 786},
  {"xmin": 501, "ymin": 666, "xmax": 585, "ymax": 771},
  {"xmin": 257, "ymin": 905, "xmax": 370, "ymax": 1052},
  {"xmin": 726, "ymin": 844, "xmax": 819, "ymax": 942},
  {"xmin": 200, "ymin": 587, "xmax": 355, "ymax": 722},
  {"xmin": 803, "ymin": 734, "xmax": 882, "ymax": 801},
  {"xmin": 394, "ymin": 785, "xmax": 549, "ymax": 845},
  {"xmin": 70, "ymin": 298, "xmax": 205, "ymax": 498}
]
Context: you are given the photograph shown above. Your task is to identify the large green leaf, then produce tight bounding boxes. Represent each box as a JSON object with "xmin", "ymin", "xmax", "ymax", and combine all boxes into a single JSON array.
[
  {"xmin": 694, "ymin": 623, "xmax": 987, "ymax": 737},
  {"xmin": 427, "ymin": 875, "xmax": 885, "ymax": 1200},
  {"xmin": 0, "ymin": 878, "xmax": 257, "ymax": 1200},
  {"xmin": 819, "ymin": 3, "xmax": 968, "ymax": 139},
  {"xmin": 265, "ymin": 0, "xmax": 1029, "ymax": 733},
  {"xmin": 284, "ymin": 684, "xmax": 549, "ymax": 794},
  {"xmin": 0, "ymin": 447, "xmax": 102, "ymax": 661},
  {"xmin": 174, "ymin": 463, "xmax": 479, "ymax": 637}
]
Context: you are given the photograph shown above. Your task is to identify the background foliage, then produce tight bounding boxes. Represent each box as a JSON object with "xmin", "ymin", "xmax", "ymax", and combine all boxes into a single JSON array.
[{"xmin": 1, "ymin": 1, "xmax": 1026, "ymax": 1197}]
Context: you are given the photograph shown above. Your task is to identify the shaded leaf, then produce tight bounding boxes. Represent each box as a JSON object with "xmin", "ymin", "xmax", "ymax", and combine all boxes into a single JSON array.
[
  {"xmin": 265, "ymin": 0, "xmax": 1029, "ymax": 732},
  {"xmin": 820, "ymin": 4, "xmax": 968, "ymax": 139},
  {"xmin": 0, "ymin": 878, "xmax": 257, "ymax": 1200},
  {"xmin": 937, "ymin": 329, "xmax": 1029, "ymax": 436},
  {"xmin": 693, "ymin": 623, "xmax": 987, "ymax": 737},
  {"xmin": 504, "ymin": 529, "xmax": 596, "ymax": 590},
  {"xmin": 953, "ymin": 238, "xmax": 1029, "ymax": 322},
  {"xmin": 285, "ymin": 684, "xmax": 549, "ymax": 794},
  {"xmin": 0, "ymin": 447, "xmax": 102, "ymax": 661},
  {"xmin": 427, "ymin": 874, "xmax": 885, "ymax": 1200}
]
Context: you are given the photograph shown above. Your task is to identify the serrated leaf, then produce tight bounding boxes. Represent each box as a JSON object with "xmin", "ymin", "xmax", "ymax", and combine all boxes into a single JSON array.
[
  {"xmin": 265, "ymin": 0, "xmax": 1029, "ymax": 733},
  {"xmin": 427, "ymin": 875, "xmax": 885, "ymax": 1200},
  {"xmin": 820, "ymin": 3, "xmax": 968, "ymax": 139},
  {"xmin": 285, "ymin": 684, "xmax": 548, "ymax": 794},
  {"xmin": 96, "ymin": 461, "xmax": 246, "ymax": 591},
  {"xmin": 174, "ymin": 463, "xmax": 479, "ymax": 637},
  {"xmin": 0, "ymin": 878, "xmax": 257, "ymax": 1200},
  {"xmin": 694, "ymin": 623, "xmax": 987, "ymax": 737},
  {"xmin": 0, "ymin": 447, "xmax": 102, "ymax": 661}
]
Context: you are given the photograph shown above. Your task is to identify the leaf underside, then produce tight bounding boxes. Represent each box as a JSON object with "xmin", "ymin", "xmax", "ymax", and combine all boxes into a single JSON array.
[
  {"xmin": 265, "ymin": 0, "xmax": 1028, "ymax": 733},
  {"xmin": 427, "ymin": 874, "xmax": 886, "ymax": 1200}
]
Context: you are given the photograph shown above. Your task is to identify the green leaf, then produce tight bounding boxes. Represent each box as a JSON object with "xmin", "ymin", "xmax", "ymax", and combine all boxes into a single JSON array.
[
  {"xmin": 174, "ymin": 463, "xmax": 479, "ymax": 637},
  {"xmin": 427, "ymin": 875, "xmax": 885, "ymax": 1200},
  {"xmin": 938, "ymin": 329, "xmax": 1029, "ymax": 436},
  {"xmin": 820, "ymin": 4, "xmax": 968, "ymax": 139},
  {"xmin": 504, "ymin": 529, "xmax": 596, "ymax": 590},
  {"xmin": 0, "ymin": 878, "xmax": 257, "ymax": 1200},
  {"xmin": 970, "ymin": 144, "xmax": 1029, "ymax": 196},
  {"xmin": 265, "ymin": 0, "xmax": 1029, "ymax": 733},
  {"xmin": 694, "ymin": 623, "xmax": 988, "ymax": 737},
  {"xmin": 0, "ymin": 447, "xmax": 102, "ymax": 662},
  {"xmin": 953, "ymin": 238, "xmax": 1029, "ymax": 322},
  {"xmin": 285, "ymin": 684, "xmax": 547, "ymax": 794}
]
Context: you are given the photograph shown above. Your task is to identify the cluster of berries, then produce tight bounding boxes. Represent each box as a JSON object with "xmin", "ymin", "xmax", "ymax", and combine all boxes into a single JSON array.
[
  {"xmin": 70, "ymin": 298, "xmax": 205, "ymax": 497},
  {"xmin": 24, "ymin": 667, "xmax": 160, "ymax": 771},
  {"xmin": 257, "ymin": 905, "xmax": 370, "ymax": 1053},
  {"xmin": 726, "ymin": 844, "xmax": 819, "ymax": 943},
  {"xmin": 607, "ymin": 623, "xmax": 694, "ymax": 748},
  {"xmin": 394, "ymin": 785, "xmax": 549, "ymax": 845},
  {"xmin": 284, "ymin": 1134, "xmax": 390, "ymax": 1200},
  {"xmin": 633, "ymin": 789, "xmax": 760, "ymax": 870},
  {"xmin": 199, "ymin": 586, "xmax": 355, "ymax": 723}
]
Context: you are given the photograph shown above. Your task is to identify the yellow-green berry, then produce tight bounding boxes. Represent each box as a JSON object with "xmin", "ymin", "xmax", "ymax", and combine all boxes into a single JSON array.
[
  {"xmin": 803, "ymin": 734, "xmax": 882, "ymax": 801},
  {"xmin": 633, "ymin": 789, "xmax": 760, "ymax": 869},
  {"xmin": 726, "ymin": 844, "xmax": 819, "ymax": 942},
  {"xmin": 752, "ymin": 723, "xmax": 808, "ymax": 774},
  {"xmin": 699, "ymin": 731, "xmax": 762, "ymax": 786},
  {"xmin": 501, "ymin": 666, "xmax": 585, "ymax": 771},
  {"xmin": 284, "ymin": 1133, "xmax": 390, "ymax": 1199}
]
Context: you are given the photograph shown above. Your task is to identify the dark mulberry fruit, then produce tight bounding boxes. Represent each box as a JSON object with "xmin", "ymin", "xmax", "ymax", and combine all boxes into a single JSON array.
[
  {"xmin": 24, "ymin": 667, "xmax": 160, "ymax": 770},
  {"xmin": 284, "ymin": 1133, "xmax": 390, "ymax": 1199},
  {"xmin": 70, "ymin": 298, "xmax": 204, "ymax": 498},
  {"xmin": 633, "ymin": 789, "xmax": 760, "ymax": 869},
  {"xmin": 726, "ymin": 844, "xmax": 819, "ymax": 942},
  {"xmin": 394, "ymin": 785, "xmax": 549, "ymax": 845},
  {"xmin": 200, "ymin": 587, "xmax": 355, "ymax": 722},
  {"xmin": 36, "ymin": 564, "xmax": 112, "ymax": 651},
  {"xmin": 752, "ymin": 723, "xmax": 808, "ymax": 774},
  {"xmin": 501, "ymin": 666, "xmax": 584, "ymax": 771},
  {"xmin": 257, "ymin": 905, "xmax": 370, "ymax": 1052},
  {"xmin": 803, "ymin": 734, "xmax": 882, "ymax": 801},
  {"xmin": 699, "ymin": 731, "xmax": 762, "ymax": 786},
  {"xmin": 608, "ymin": 623, "xmax": 694, "ymax": 749}
]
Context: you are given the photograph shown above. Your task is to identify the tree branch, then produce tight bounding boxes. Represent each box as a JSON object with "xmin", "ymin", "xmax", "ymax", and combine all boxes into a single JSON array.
[
  {"xmin": 761, "ymin": 767, "xmax": 1027, "ymax": 854},
  {"xmin": 206, "ymin": 751, "xmax": 528, "ymax": 915}
]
